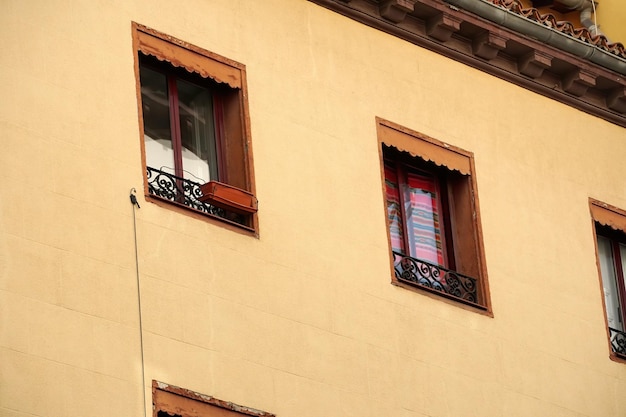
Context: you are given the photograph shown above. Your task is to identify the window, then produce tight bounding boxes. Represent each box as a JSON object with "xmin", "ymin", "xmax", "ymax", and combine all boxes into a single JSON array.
[
  {"xmin": 377, "ymin": 118, "xmax": 490, "ymax": 311},
  {"xmin": 590, "ymin": 199, "xmax": 626, "ymax": 359},
  {"xmin": 152, "ymin": 380, "xmax": 274, "ymax": 417},
  {"xmin": 133, "ymin": 23, "xmax": 257, "ymax": 232}
]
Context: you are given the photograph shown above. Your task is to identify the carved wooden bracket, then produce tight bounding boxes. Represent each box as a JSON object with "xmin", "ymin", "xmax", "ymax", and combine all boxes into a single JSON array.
[
  {"xmin": 562, "ymin": 69, "xmax": 597, "ymax": 96},
  {"xmin": 379, "ymin": 0, "xmax": 418, "ymax": 23},
  {"xmin": 426, "ymin": 12, "xmax": 462, "ymax": 42},
  {"xmin": 607, "ymin": 88, "xmax": 626, "ymax": 113},
  {"xmin": 472, "ymin": 32, "xmax": 507, "ymax": 60},
  {"xmin": 518, "ymin": 51, "xmax": 553, "ymax": 78}
]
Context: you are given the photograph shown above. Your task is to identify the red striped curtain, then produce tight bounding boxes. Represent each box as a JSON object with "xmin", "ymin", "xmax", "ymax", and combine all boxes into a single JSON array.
[
  {"xmin": 385, "ymin": 162, "xmax": 444, "ymax": 265},
  {"xmin": 404, "ymin": 172, "xmax": 444, "ymax": 265}
]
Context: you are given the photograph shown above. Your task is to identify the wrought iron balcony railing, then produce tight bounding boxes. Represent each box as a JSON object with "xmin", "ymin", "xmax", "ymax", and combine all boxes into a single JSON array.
[
  {"xmin": 609, "ymin": 327, "xmax": 626, "ymax": 356},
  {"xmin": 147, "ymin": 166, "xmax": 247, "ymax": 226},
  {"xmin": 393, "ymin": 251, "xmax": 481, "ymax": 307}
]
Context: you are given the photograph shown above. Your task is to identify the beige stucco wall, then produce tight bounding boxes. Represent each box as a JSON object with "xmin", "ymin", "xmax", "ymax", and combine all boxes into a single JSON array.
[{"xmin": 1, "ymin": 1, "xmax": 626, "ymax": 417}]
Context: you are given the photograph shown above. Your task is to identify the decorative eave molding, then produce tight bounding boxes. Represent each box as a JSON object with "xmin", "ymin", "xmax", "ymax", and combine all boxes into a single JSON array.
[{"xmin": 308, "ymin": 0, "xmax": 626, "ymax": 127}]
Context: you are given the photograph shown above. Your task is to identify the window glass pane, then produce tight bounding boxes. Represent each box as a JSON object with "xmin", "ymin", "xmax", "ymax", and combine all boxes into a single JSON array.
[
  {"xmin": 140, "ymin": 66, "xmax": 175, "ymax": 173},
  {"xmin": 598, "ymin": 236, "xmax": 624, "ymax": 331},
  {"xmin": 404, "ymin": 171, "xmax": 444, "ymax": 266},
  {"xmin": 176, "ymin": 79, "xmax": 218, "ymax": 183},
  {"xmin": 384, "ymin": 162, "xmax": 405, "ymax": 254}
]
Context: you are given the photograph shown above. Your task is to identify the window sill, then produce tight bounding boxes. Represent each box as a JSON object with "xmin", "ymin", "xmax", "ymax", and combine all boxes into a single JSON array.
[
  {"xmin": 609, "ymin": 351, "xmax": 626, "ymax": 365},
  {"xmin": 147, "ymin": 194, "xmax": 256, "ymax": 233},
  {"xmin": 391, "ymin": 280, "xmax": 493, "ymax": 317}
]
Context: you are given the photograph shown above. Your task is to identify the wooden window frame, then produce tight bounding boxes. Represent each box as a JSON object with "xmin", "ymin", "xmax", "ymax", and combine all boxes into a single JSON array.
[
  {"xmin": 377, "ymin": 117, "xmax": 491, "ymax": 313},
  {"xmin": 589, "ymin": 198, "xmax": 626, "ymax": 362},
  {"xmin": 132, "ymin": 23, "xmax": 257, "ymax": 234},
  {"xmin": 152, "ymin": 380, "xmax": 274, "ymax": 417},
  {"xmin": 139, "ymin": 56, "xmax": 226, "ymax": 183}
]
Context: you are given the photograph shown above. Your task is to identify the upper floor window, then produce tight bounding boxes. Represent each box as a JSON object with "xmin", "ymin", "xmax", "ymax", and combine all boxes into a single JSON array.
[
  {"xmin": 133, "ymin": 23, "xmax": 257, "ymax": 232},
  {"xmin": 590, "ymin": 199, "xmax": 626, "ymax": 360},
  {"xmin": 378, "ymin": 118, "xmax": 490, "ymax": 311}
]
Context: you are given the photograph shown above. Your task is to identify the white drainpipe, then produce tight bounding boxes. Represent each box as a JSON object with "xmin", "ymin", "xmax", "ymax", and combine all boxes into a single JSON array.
[{"xmin": 558, "ymin": 0, "xmax": 606, "ymax": 40}]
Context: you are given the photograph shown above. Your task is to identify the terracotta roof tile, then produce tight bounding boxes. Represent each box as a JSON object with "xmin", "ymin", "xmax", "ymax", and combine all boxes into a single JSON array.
[{"xmin": 486, "ymin": 0, "xmax": 626, "ymax": 60}]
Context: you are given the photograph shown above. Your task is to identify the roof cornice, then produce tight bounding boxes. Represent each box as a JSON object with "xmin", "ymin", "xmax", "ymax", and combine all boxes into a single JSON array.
[{"xmin": 308, "ymin": 0, "xmax": 626, "ymax": 127}]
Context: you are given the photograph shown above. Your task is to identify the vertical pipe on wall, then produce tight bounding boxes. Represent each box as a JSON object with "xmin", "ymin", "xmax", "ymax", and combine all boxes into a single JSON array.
[{"xmin": 130, "ymin": 188, "xmax": 147, "ymax": 417}]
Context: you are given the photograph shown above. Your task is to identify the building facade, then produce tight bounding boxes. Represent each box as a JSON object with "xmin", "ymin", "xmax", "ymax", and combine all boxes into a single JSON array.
[{"xmin": 2, "ymin": 0, "xmax": 626, "ymax": 416}]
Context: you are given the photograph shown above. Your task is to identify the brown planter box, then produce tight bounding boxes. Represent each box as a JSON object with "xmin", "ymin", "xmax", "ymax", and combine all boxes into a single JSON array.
[{"xmin": 199, "ymin": 181, "xmax": 258, "ymax": 215}]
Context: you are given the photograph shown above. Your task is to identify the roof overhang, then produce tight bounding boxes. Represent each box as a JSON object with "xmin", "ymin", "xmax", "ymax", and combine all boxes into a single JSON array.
[{"xmin": 308, "ymin": 0, "xmax": 626, "ymax": 127}]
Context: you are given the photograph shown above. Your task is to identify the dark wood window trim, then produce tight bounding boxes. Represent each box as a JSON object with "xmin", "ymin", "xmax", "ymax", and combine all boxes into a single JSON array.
[
  {"xmin": 132, "ymin": 23, "xmax": 258, "ymax": 235},
  {"xmin": 378, "ymin": 117, "xmax": 492, "ymax": 314},
  {"xmin": 152, "ymin": 380, "xmax": 275, "ymax": 417},
  {"xmin": 308, "ymin": 0, "xmax": 626, "ymax": 128},
  {"xmin": 589, "ymin": 198, "xmax": 626, "ymax": 363}
]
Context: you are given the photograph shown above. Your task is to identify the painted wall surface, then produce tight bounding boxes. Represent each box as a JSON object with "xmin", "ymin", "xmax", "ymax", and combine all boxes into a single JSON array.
[{"xmin": 1, "ymin": 1, "xmax": 626, "ymax": 417}]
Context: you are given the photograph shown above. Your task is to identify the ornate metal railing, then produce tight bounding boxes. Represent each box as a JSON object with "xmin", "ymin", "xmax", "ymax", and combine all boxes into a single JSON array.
[
  {"xmin": 393, "ymin": 251, "xmax": 481, "ymax": 307},
  {"xmin": 147, "ymin": 166, "xmax": 246, "ymax": 226},
  {"xmin": 609, "ymin": 327, "xmax": 626, "ymax": 356}
]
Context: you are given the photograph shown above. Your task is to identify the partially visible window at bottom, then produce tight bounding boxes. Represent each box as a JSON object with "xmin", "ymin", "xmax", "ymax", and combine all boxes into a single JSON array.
[{"xmin": 152, "ymin": 380, "xmax": 274, "ymax": 417}]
